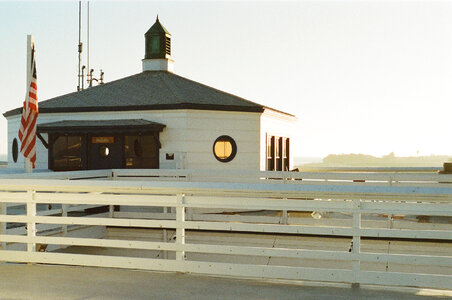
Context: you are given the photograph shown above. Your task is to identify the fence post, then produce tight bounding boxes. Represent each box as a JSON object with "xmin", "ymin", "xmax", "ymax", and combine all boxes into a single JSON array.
[
  {"xmin": 175, "ymin": 193, "xmax": 185, "ymax": 262},
  {"xmin": 352, "ymin": 199, "xmax": 361, "ymax": 288},
  {"xmin": 0, "ymin": 202, "xmax": 6, "ymax": 250},
  {"xmin": 61, "ymin": 204, "xmax": 68, "ymax": 237},
  {"xmin": 282, "ymin": 198, "xmax": 288, "ymax": 224},
  {"xmin": 27, "ymin": 190, "xmax": 37, "ymax": 254},
  {"xmin": 162, "ymin": 206, "xmax": 168, "ymax": 260},
  {"xmin": 109, "ymin": 205, "xmax": 114, "ymax": 218},
  {"xmin": 281, "ymin": 209, "xmax": 288, "ymax": 224}
]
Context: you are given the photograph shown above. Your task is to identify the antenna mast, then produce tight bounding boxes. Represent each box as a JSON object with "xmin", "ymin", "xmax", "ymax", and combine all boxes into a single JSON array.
[
  {"xmin": 77, "ymin": 1, "xmax": 103, "ymax": 90},
  {"xmin": 77, "ymin": 1, "xmax": 83, "ymax": 91},
  {"xmin": 87, "ymin": 1, "xmax": 90, "ymax": 82}
]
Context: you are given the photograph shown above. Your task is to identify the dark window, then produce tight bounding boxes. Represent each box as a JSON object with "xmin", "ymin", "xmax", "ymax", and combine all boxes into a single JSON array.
[
  {"xmin": 266, "ymin": 135, "xmax": 275, "ymax": 171},
  {"xmin": 134, "ymin": 139, "xmax": 143, "ymax": 157},
  {"xmin": 99, "ymin": 146, "xmax": 110, "ymax": 157},
  {"xmin": 283, "ymin": 138, "xmax": 290, "ymax": 171},
  {"xmin": 213, "ymin": 135, "xmax": 237, "ymax": 163},
  {"xmin": 151, "ymin": 36, "xmax": 160, "ymax": 54},
  {"xmin": 124, "ymin": 135, "xmax": 158, "ymax": 168},
  {"xmin": 51, "ymin": 135, "xmax": 83, "ymax": 171},
  {"xmin": 12, "ymin": 138, "xmax": 18, "ymax": 163},
  {"xmin": 276, "ymin": 137, "xmax": 282, "ymax": 171},
  {"xmin": 266, "ymin": 135, "xmax": 290, "ymax": 171}
]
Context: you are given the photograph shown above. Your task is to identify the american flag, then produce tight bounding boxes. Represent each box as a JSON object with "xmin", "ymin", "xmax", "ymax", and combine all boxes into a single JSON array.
[{"xmin": 18, "ymin": 44, "xmax": 38, "ymax": 168}]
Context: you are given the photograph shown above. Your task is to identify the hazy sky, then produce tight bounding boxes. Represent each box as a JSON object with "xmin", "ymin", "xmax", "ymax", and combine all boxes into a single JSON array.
[{"xmin": 1, "ymin": 0, "xmax": 451, "ymax": 158}]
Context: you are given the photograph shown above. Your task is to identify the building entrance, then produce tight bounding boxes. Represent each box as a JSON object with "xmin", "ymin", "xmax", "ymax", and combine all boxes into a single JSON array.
[
  {"xmin": 88, "ymin": 135, "xmax": 123, "ymax": 170},
  {"xmin": 38, "ymin": 119, "xmax": 165, "ymax": 172}
]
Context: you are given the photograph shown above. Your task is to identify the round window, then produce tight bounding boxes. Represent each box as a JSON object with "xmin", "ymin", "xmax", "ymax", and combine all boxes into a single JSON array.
[
  {"xmin": 213, "ymin": 135, "xmax": 237, "ymax": 163},
  {"xmin": 12, "ymin": 138, "xmax": 18, "ymax": 163},
  {"xmin": 99, "ymin": 145, "xmax": 110, "ymax": 157}
]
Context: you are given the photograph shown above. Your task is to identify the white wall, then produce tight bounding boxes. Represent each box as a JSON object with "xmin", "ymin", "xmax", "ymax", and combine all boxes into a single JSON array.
[
  {"xmin": 178, "ymin": 110, "xmax": 260, "ymax": 170},
  {"xmin": 5, "ymin": 109, "xmax": 262, "ymax": 171},
  {"xmin": 7, "ymin": 115, "xmax": 50, "ymax": 170},
  {"xmin": 260, "ymin": 109, "xmax": 297, "ymax": 171}
]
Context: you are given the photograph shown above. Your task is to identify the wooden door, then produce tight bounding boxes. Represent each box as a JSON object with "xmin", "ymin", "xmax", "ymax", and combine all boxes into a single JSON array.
[{"xmin": 88, "ymin": 135, "xmax": 123, "ymax": 170}]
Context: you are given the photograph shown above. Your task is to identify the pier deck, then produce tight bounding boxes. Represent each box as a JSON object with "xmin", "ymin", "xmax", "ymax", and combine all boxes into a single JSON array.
[{"xmin": 0, "ymin": 263, "xmax": 450, "ymax": 300}]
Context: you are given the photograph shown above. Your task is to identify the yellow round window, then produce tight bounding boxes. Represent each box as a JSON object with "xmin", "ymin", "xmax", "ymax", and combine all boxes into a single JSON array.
[{"xmin": 213, "ymin": 135, "xmax": 237, "ymax": 162}]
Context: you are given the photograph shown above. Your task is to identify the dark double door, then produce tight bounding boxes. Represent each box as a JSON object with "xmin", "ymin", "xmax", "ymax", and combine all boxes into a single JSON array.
[
  {"xmin": 88, "ymin": 135, "xmax": 123, "ymax": 170},
  {"xmin": 49, "ymin": 133, "xmax": 160, "ymax": 171}
]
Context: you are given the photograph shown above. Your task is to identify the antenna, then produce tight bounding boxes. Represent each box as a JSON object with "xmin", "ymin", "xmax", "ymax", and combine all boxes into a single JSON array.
[
  {"xmin": 77, "ymin": 0, "xmax": 83, "ymax": 91},
  {"xmin": 87, "ymin": 1, "xmax": 90, "ymax": 85},
  {"xmin": 77, "ymin": 0, "xmax": 103, "ymax": 90},
  {"xmin": 81, "ymin": 65, "xmax": 86, "ymax": 90}
]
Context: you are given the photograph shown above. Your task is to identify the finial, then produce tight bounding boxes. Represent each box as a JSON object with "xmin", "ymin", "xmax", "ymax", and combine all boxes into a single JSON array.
[{"xmin": 156, "ymin": 14, "xmax": 159, "ymax": 22}]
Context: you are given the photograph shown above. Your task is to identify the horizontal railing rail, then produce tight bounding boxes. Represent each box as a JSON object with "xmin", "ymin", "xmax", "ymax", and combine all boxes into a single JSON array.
[{"xmin": 2, "ymin": 168, "xmax": 452, "ymax": 187}]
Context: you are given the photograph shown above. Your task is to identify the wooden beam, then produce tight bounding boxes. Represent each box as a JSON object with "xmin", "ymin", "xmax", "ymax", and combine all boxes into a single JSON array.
[{"xmin": 37, "ymin": 133, "xmax": 49, "ymax": 149}]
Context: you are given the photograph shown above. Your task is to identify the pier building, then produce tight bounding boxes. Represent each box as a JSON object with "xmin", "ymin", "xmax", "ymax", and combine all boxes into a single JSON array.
[{"xmin": 3, "ymin": 18, "xmax": 296, "ymax": 172}]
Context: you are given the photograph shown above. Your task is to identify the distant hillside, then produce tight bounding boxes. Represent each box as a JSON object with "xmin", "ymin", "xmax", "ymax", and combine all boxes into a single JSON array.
[
  {"xmin": 297, "ymin": 153, "xmax": 451, "ymax": 168},
  {"xmin": 293, "ymin": 156, "xmax": 323, "ymax": 166}
]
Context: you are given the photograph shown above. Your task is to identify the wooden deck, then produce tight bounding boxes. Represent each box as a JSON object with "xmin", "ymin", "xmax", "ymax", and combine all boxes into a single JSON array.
[{"xmin": 0, "ymin": 264, "xmax": 450, "ymax": 300}]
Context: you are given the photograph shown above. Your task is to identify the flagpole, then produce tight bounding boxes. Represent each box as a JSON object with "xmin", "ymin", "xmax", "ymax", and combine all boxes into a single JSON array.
[{"xmin": 25, "ymin": 34, "xmax": 33, "ymax": 173}]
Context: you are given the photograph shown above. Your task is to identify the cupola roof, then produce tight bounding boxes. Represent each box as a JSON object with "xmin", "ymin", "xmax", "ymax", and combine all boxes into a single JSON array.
[{"xmin": 145, "ymin": 16, "xmax": 171, "ymax": 36}]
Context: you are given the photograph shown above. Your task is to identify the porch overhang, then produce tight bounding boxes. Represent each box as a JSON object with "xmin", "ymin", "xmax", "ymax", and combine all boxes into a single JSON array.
[{"xmin": 37, "ymin": 119, "xmax": 166, "ymax": 134}]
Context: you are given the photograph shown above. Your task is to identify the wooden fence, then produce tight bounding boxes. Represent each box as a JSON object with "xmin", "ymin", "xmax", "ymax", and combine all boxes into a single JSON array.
[
  {"xmin": 0, "ymin": 173, "xmax": 451, "ymax": 289},
  {"xmin": 2, "ymin": 168, "xmax": 452, "ymax": 186}
]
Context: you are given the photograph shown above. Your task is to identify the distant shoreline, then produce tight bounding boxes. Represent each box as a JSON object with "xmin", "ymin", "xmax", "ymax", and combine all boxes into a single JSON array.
[{"xmin": 295, "ymin": 154, "xmax": 451, "ymax": 169}]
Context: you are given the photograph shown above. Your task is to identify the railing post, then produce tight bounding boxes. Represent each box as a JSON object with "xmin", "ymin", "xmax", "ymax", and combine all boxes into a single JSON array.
[
  {"xmin": 0, "ymin": 202, "xmax": 6, "ymax": 250},
  {"xmin": 352, "ymin": 199, "xmax": 361, "ymax": 288},
  {"xmin": 162, "ymin": 206, "xmax": 168, "ymax": 260},
  {"xmin": 109, "ymin": 205, "xmax": 114, "ymax": 218},
  {"xmin": 281, "ymin": 209, "xmax": 288, "ymax": 224},
  {"xmin": 175, "ymin": 193, "xmax": 185, "ymax": 262},
  {"xmin": 387, "ymin": 214, "xmax": 393, "ymax": 229},
  {"xmin": 282, "ymin": 198, "xmax": 288, "ymax": 224},
  {"xmin": 27, "ymin": 191, "xmax": 37, "ymax": 254},
  {"xmin": 61, "ymin": 204, "xmax": 68, "ymax": 236}
]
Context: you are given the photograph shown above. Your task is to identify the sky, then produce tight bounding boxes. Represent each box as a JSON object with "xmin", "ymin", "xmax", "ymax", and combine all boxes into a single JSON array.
[{"xmin": 1, "ymin": 0, "xmax": 451, "ymax": 158}]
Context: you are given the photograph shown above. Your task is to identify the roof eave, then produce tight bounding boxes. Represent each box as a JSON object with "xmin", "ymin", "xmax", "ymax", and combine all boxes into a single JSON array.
[
  {"xmin": 4, "ymin": 104, "xmax": 264, "ymax": 118},
  {"xmin": 3, "ymin": 108, "xmax": 22, "ymax": 118},
  {"xmin": 263, "ymin": 106, "xmax": 296, "ymax": 119}
]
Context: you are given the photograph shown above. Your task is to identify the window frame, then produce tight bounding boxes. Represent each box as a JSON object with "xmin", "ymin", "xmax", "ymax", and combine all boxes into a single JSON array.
[
  {"xmin": 213, "ymin": 135, "xmax": 237, "ymax": 163},
  {"xmin": 124, "ymin": 134, "xmax": 159, "ymax": 169},
  {"xmin": 12, "ymin": 138, "xmax": 18, "ymax": 163},
  {"xmin": 49, "ymin": 134, "xmax": 85, "ymax": 171},
  {"xmin": 266, "ymin": 134, "xmax": 290, "ymax": 171}
]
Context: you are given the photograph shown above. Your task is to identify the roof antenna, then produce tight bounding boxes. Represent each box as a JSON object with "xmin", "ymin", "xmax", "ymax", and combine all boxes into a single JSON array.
[
  {"xmin": 85, "ymin": 1, "xmax": 104, "ymax": 88},
  {"xmin": 87, "ymin": 0, "xmax": 90, "ymax": 84},
  {"xmin": 77, "ymin": 0, "xmax": 83, "ymax": 91}
]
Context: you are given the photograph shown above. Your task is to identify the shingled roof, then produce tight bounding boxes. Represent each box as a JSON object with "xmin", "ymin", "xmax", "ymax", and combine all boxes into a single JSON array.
[{"xmin": 4, "ymin": 71, "xmax": 285, "ymax": 117}]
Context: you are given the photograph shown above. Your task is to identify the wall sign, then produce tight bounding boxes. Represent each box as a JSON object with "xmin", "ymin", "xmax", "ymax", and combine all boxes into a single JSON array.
[{"xmin": 92, "ymin": 137, "xmax": 114, "ymax": 144}]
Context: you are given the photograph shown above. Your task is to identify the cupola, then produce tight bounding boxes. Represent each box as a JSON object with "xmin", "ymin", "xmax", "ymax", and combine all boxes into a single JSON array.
[{"xmin": 142, "ymin": 16, "xmax": 174, "ymax": 72}]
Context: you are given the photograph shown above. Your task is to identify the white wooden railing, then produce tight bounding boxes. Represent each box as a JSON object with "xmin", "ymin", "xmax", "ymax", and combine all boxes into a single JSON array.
[
  {"xmin": 0, "ymin": 176, "xmax": 451, "ymax": 289},
  {"xmin": 2, "ymin": 168, "xmax": 452, "ymax": 187}
]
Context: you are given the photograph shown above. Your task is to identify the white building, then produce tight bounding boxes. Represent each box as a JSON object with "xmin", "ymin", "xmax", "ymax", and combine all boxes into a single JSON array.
[{"xmin": 4, "ymin": 18, "xmax": 296, "ymax": 172}]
